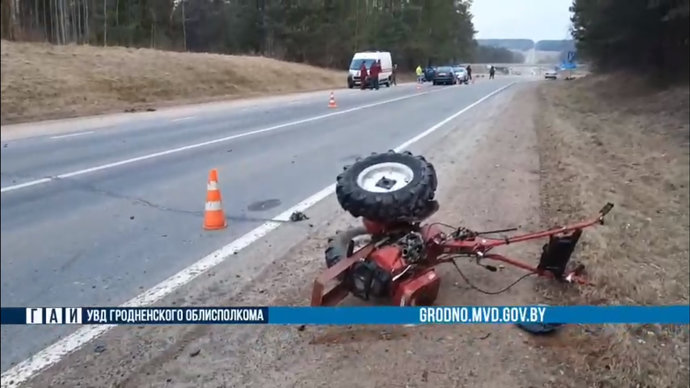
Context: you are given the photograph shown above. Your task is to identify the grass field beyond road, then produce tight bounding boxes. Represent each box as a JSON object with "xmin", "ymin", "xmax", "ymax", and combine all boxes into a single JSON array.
[{"xmin": 0, "ymin": 40, "xmax": 346, "ymax": 124}]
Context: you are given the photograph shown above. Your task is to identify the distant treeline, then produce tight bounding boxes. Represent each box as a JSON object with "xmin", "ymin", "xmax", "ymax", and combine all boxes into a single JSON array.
[
  {"xmin": 0, "ymin": 0, "xmax": 487, "ymax": 71},
  {"xmin": 472, "ymin": 44, "xmax": 525, "ymax": 63},
  {"xmin": 476, "ymin": 38, "xmax": 575, "ymax": 53},
  {"xmin": 476, "ymin": 39, "xmax": 535, "ymax": 51},
  {"xmin": 535, "ymin": 39, "xmax": 575, "ymax": 52},
  {"xmin": 570, "ymin": 0, "xmax": 689, "ymax": 76}
]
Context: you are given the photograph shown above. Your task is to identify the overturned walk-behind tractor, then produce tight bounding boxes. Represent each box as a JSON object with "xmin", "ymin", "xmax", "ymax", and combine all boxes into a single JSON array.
[{"xmin": 311, "ymin": 150, "xmax": 614, "ymax": 307}]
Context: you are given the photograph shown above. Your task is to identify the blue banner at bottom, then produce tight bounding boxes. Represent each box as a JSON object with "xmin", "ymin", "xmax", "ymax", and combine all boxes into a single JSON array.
[
  {"xmin": 1, "ymin": 306, "xmax": 688, "ymax": 325},
  {"xmin": 268, "ymin": 306, "xmax": 689, "ymax": 325}
]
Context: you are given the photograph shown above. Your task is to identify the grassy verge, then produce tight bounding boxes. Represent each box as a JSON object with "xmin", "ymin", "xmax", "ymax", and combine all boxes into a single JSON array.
[{"xmin": 535, "ymin": 73, "xmax": 689, "ymax": 387}]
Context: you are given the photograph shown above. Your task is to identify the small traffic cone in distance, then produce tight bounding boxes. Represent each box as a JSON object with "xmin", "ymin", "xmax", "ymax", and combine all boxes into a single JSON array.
[
  {"xmin": 203, "ymin": 169, "xmax": 227, "ymax": 230},
  {"xmin": 328, "ymin": 92, "xmax": 337, "ymax": 108}
]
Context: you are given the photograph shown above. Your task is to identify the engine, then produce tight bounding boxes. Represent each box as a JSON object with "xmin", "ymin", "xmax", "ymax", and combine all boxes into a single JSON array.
[
  {"xmin": 347, "ymin": 232, "xmax": 426, "ymax": 300},
  {"xmin": 347, "ymin": 259, "xmax": 393, "ymax": 300}
]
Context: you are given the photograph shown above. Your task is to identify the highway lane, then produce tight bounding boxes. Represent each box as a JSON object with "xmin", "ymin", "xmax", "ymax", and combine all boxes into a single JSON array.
[
  {"xmin": 0, "ymin": 83, "xmax": 419, "ymax": 143},
  {"xmin": 0, "ymin": 78, "xmax": 515, "ymax": 371},
  {"xmin": 1, "ymin": 83, "xmax": 424, "ymax": 189}
]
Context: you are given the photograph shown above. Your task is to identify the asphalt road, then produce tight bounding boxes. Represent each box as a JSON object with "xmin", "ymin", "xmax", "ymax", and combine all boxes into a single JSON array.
[{"xmin": 0, "ymin": 78, "xmax": 515, "ymax": 372}]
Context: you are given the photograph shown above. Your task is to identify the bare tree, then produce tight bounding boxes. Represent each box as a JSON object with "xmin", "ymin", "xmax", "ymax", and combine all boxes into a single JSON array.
[
  {"xmin": 103, "ymin": 0, "xmax": 107, "ymax": 46},
  {"xmin": 181, "ymin": 0, "xmax": 186, "ymax": 51},
  {"xmin": 84, "ymin": 0, "xmax": 89, "ymax": 43},
  {"xmin": 34, "ymin": 0, "xmax": 39, "ymax": 36},
  {"xmin": 49, "ymin": 0, "xmax": 56, "ymax": 43},
  {"xmin": 60, "ymin": 0, "xmax": 66, "ymax": 44},
  {"xmin": 77, "ymin": 0, "xmax": 82, "ymax": 43}
]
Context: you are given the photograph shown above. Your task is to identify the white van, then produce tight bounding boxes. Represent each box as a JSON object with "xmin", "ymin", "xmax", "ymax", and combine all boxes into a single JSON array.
[{"xmin": 347, "ymin": 51, "xmax": 393, "ymax": 89}]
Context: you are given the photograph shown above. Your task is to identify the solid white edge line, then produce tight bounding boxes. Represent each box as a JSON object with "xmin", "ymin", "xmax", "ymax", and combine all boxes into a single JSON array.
[
  {"xmin": 0, "ymin": 81, "xmax": 515, "ymax": 388},
  {"xmin": 1, "ymin": 87, "xmax": 440, "ymax": 194}
]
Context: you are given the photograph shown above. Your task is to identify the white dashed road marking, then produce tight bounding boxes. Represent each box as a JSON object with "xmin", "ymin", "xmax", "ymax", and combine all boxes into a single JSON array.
[{"xmin": 50, "ymin": 131, "xmax": 94, "ymax": 140}]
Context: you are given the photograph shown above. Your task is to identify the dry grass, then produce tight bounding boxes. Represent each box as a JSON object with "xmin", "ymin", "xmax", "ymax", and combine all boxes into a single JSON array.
[
  {"xmin": 535, "ymin": 73, "xmax": 690, "ymax": 387},
  {"xmin": 0, "ymin": 40, "xmax": 346, "ymax": 124}
]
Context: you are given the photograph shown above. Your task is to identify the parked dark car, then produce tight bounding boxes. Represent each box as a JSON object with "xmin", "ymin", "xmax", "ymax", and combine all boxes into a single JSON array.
[
  {"xmin": 423, "ymin": 66, "xmax": 435, "ymax": 82},
  {"xmin": 432, "ymin": 66, "xmax": 456, "ymax": 85}
]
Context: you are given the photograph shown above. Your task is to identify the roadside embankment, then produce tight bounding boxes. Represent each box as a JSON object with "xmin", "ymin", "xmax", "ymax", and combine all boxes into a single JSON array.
[{"xmin": 0, "ymin": 40, "xmax": 347, "ymax": 124}]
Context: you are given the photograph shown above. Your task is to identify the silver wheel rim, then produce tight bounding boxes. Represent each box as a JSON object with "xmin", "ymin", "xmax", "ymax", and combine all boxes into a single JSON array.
[{"xmin": 356, "ymin": 162, "xmax": 414, "ymax": 193}]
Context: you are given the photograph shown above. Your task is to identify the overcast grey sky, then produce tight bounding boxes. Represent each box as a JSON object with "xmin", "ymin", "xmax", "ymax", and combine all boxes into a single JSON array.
[{"xmin": 470, "ymin": 0, "xmax": 574, "ymax": 40}]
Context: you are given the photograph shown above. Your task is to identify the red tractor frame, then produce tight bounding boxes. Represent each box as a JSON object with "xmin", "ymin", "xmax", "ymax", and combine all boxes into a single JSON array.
[{"xmin": 311, "ymin": 202, "xmax": 614, "ymax": 307}]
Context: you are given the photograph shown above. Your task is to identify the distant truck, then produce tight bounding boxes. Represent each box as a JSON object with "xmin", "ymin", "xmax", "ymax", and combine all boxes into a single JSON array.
[{"xmin": 347, "ymin": 51, "xmax": 393, "ymax": 89}]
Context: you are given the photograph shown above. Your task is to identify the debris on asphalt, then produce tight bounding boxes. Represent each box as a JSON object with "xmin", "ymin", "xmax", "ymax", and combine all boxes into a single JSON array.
[
  {"xmin": 94, "ymin": 344, "xmax": 106, "ymax": 354},
  {"xmin": 297, "ymin": 325, "xmax": 306, "ymax": 332},
  {"xmin": 189, "ymin": 349, "xmax": 201, "ymax": 357},
  {"xmin": 289, "ymin": 211, "xmax": 309, "ymax": 222}
]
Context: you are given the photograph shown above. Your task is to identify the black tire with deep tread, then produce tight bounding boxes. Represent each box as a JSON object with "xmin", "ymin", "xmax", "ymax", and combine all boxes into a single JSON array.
[
  {"xmin": 325, "ymin": 227, "xmax": 368, "ymax": 268},
  {"xmin": 335, "ymin": 151, "xmax": 437, "ymax": 223}
]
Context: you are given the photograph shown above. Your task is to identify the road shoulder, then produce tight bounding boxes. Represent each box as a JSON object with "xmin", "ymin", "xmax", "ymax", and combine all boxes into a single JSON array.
[{"xmin": 25, "ymin": 81, "xmax": 571, "ymax": 388}]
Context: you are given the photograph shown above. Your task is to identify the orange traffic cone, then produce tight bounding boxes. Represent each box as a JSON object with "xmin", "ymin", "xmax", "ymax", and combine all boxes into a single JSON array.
[
  {"xmin": 328, "ymin": 92, "xmax": 337, "ymax": 108},
  {"xmin": 203, "ymin": 169, "xmax": 227, "ymax": 230}
]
